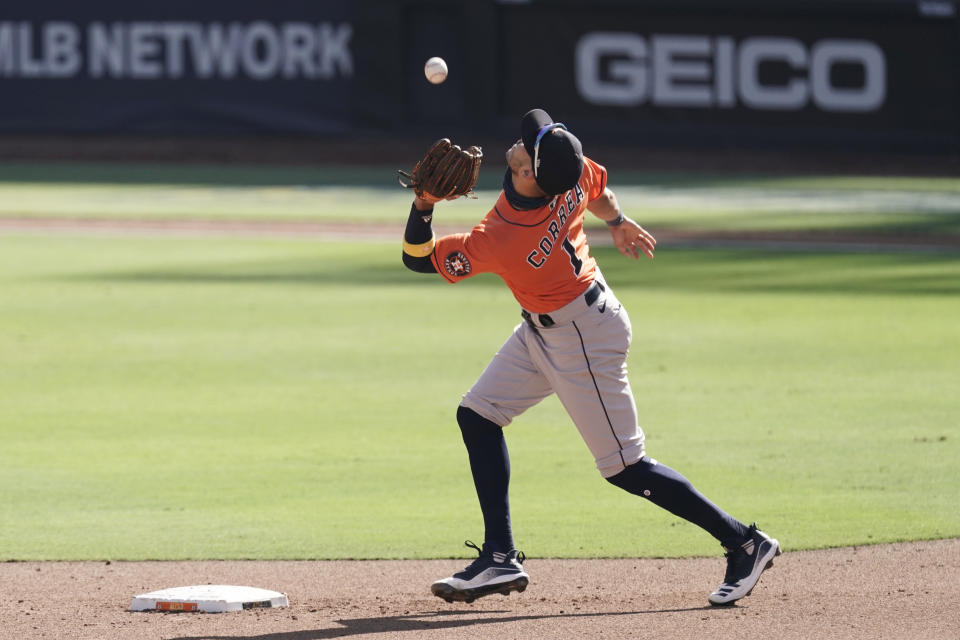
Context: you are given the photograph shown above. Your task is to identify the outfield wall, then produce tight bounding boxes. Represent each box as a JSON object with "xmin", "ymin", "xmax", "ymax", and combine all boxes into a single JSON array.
[{"xmin": 0, "ymin": 0, "xmax": 956, "ymax": 154}]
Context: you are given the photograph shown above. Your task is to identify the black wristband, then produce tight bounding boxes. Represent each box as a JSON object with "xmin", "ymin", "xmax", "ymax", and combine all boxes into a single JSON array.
[
  {"xmin": 405, "ymin": 202, "xmax": 434, "ymax": 244},
  {"xmin": 605, "ymin": 210, "xmax": 625, "ymax": 227}
]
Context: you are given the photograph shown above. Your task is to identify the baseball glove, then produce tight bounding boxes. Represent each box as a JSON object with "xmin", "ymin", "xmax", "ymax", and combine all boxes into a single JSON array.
[{"xmin": 397, "ymin": 138, "xmax": 483, "ymax": 203}]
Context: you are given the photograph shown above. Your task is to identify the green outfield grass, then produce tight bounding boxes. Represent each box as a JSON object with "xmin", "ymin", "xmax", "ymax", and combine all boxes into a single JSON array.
[
  {"xmin": 1, "ymin": 224, "xmax": 958, "ymax": 560},
  {"xmin": 2, "ymin": 161, "xmax": 959, "ymax": 239}
]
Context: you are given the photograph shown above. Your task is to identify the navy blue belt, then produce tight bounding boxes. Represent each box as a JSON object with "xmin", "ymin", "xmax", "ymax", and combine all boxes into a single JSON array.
[{"xmin": 521, "ymin": 280, "xmax": 604, "ymax": 329}]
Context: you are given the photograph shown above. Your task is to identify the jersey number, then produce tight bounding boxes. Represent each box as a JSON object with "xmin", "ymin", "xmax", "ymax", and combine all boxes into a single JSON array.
[{"xmin": 562, "ymin": 237, "xmax": 583, "ymax": 275}]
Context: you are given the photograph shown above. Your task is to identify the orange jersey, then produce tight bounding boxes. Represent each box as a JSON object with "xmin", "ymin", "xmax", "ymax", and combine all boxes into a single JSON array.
[{"xmin": 431, "ymin": 157, "xmax": 607, "ymax": 313}]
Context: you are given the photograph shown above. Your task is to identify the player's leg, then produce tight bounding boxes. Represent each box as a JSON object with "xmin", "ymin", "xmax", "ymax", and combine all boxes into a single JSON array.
[
  {"xmin": 606, "ymin": 457, "xmax": 750, "ymax": 548},
  {"xmin": 431, "ymin": 406, "xmax": 530, "ymax": 604},
  {"xmin": 611, "ymin": 456, "xmax": 781, "ymax": 605},
  {"xmin": 537, "ymin": 287, "xmax": 779, "ymax": 605},
  {"xmin": 457, "ymin": 323, "xmax": 552, "ymax": 549},
  {"xmin": 456, "ymin": 405, "xmax": 513, "ymax": 552},
  {"xmin": 531, "ymin": 288, "xmax": 645, "ymax": 477},
  {"xmin": 536, "ymin": 289, "xmax": 749, "ymax": 542},
  {"xmin": 432, "ymin": 323, "xmax": 550, "ymax": 603}
]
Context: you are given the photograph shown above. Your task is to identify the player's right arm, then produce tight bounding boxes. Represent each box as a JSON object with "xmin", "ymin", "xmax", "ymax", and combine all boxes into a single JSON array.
[
  {"xmin": 587, "ymin": 187, "xmax": 656, "ymax": 260},
  {"xmin": 402, "ymin": 198, "xmax": 438, "ymax": 273}
]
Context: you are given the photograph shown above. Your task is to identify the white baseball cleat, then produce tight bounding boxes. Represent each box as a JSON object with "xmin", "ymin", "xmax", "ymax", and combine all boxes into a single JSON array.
[
  {"xmin": 431, "ymin": 541, "xmax": 529, "ymax": 604},
  {"xmin": 708, "ymin": 523, "xmax": 781, "ymax": 606}
]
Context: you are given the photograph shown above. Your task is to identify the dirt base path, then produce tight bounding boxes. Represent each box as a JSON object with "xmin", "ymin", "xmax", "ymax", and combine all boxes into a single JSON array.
[{"xmin": 3, "ymin": 539, "xmax": 957, "ymax": 640}]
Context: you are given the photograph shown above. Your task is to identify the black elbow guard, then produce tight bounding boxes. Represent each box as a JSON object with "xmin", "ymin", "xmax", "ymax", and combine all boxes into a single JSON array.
[{"xmin": 402, "ymin": 252, "xmax": 437, "ymax": 273}]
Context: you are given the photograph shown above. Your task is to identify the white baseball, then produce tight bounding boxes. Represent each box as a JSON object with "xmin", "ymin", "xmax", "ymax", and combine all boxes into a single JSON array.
[{"xmin": 424, "ymin": 57, "xmax": 448, "ymax": 84}]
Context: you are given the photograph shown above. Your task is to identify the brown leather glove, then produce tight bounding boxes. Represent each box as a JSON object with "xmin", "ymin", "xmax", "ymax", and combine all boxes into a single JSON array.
[{"xmin": 398, "ymin": 138, "xmax": 483, "ymax": 203}]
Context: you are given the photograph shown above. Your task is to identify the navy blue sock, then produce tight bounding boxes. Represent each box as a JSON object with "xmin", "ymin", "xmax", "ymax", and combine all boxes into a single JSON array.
[
  {"xmin": 607, "ymin": 457, "xmax": 749, "ymax": 548},
  {"xmin": 456, "ymin": 405, "xmax": 514, "ymax": 552}
]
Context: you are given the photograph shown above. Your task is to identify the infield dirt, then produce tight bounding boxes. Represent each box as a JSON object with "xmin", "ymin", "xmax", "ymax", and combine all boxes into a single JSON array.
[{"xmin": 2, "ymin": 539, "xmax": 957, "ymax": 640}]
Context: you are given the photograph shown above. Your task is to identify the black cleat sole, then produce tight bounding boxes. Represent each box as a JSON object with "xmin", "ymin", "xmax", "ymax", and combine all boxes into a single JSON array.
[{"xmin": 432, "ymin": 576, "xmax": 529, "ymax": 604}]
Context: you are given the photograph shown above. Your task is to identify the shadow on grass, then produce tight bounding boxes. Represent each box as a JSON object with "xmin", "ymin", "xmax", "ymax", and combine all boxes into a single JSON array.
[
  {"xmin": 72, "ymin": 260, "xmax": 439, "ymax": 288},
  {"xmin": 168, "ymin": 606, "xmax": 719, "ymax": 640},
  {"xmin": 69, "ymin": 248, "xmax": 960, "ymax": 297},
  {"xmin": 646, "ymin": 212, "xmax": 960, "ymax": 237},
  {"xmin": 0, "ymin": 162, "xmax": 399, "ymax": 188},
  {"xmin": 0, "ymin": 161, "xmax": 507, "ymax": 191},
  {"xmin": 602, "ymin": 248, "xmax": 960, "ymax": 296}
]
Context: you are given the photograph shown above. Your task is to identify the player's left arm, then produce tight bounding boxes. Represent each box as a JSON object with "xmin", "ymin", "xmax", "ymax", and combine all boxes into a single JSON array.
[
  {"xmin": 402, "ymin": 198, "xmax": 438, "ymax": 273},
  {"xmin": 587, "ymin": 188, "xmax": 656, "ymax": 260}
]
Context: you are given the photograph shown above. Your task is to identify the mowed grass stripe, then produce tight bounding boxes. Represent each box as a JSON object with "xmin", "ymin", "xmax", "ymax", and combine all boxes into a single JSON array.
[{"xmin": 2, "ymin": 163, "xmax": 959, "ymax": 238}]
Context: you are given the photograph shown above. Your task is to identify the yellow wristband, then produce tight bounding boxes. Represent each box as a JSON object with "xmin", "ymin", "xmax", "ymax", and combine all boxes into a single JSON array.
[{"xmin": 403, "ymin": 234, "xmax": 436, "ymax": 258}]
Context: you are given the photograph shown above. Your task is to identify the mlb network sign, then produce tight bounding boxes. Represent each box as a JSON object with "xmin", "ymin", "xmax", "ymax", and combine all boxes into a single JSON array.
[
  {"xmin": 0, "ymin": 20, "xmax": 354, "ymax": 80},
  {"xmin": 575, "ymin": 32, "xmax": 886, "ymax": 113}
]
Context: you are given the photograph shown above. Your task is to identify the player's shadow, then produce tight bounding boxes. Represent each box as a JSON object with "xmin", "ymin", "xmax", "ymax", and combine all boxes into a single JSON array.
[{"xmin": 170, "ymin": 605, "xmax": 718, "ymax": 639}]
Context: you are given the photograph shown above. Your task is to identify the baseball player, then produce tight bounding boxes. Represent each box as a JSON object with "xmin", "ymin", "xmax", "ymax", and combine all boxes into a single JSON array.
[{"xmin": 400, "ymin": 109, "xmax": 780, "ymax": 606}]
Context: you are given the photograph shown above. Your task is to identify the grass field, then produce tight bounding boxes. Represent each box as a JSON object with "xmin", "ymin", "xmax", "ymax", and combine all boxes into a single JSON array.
[
  {"xmin": 2, "ymin": 162, "xmax": 959, "ymax": 238},
  {"xmin": 1, "ymin": 163, "xmax": 958, "ymax": 561}
]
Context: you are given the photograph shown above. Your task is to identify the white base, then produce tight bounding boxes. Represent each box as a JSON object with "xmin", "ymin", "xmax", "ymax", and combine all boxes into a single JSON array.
[{"xmin": 130, "ymin": 585, "xmax": 289, "ymax": 613}]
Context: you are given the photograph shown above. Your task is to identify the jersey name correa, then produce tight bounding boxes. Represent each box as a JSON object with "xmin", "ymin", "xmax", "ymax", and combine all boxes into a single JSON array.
[{"xmin": 431, "ymin": 157, "xmax": 608, "ymax": 313}]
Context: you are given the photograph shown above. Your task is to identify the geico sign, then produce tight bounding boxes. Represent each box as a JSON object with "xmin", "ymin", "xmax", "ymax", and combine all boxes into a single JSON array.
[{"xmin": 575, "ymin": 33, "xmax": 886, "ymax": 112}]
